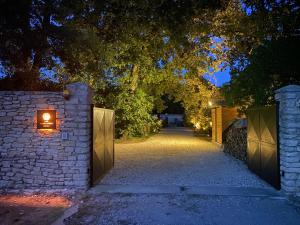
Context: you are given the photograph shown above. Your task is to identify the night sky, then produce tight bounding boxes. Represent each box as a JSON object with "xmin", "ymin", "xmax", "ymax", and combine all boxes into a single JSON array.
[{"xmin": 204, "ymin": 66, "xmax": 231, "ymax": 87}]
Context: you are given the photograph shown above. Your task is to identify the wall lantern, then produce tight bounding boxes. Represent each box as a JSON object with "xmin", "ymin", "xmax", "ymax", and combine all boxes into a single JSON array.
[
  {"xmin": 63, "ymin": 89, "xmax": 71, "ymax": 100},
  {"xmin": 37, "ymin": 110, "xmax": 56, "ymax": 129}
]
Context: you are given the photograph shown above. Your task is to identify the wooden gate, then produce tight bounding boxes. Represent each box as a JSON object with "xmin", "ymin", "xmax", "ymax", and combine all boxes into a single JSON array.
[
  {"xmin": 91, "ymin": 107, "xmax": 115, "ymax": 186},
  {"xmin": 247, "ymin": 105, "xmax": 280, "ymax": 189}
]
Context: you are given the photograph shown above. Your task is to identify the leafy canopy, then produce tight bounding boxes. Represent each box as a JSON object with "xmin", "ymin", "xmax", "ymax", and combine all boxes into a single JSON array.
[{"xmin": 2, "ymin": 0, "xmax": 299, "ymax": 135}]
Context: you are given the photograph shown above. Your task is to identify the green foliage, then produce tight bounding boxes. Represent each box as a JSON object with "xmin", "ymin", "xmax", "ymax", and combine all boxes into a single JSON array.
[
  {"xmin": 113, "ymin": 88, "xmax": 156, "ymax": 138},
  {"xmin": 222, "ymin": 36, "xmax": 300, "ymax": 111},
  {"xmin": 173, "ymin": 76, "xmax": 216, "ymax": 130},
  {"xmin": 213, "ymin": 0, "xmax": 300, "ymax": 111},
  {"xmin": 0, "ymin": 0, "xmax": 86, "ymax": 89},
  {"xmin": 3, "ymin": 1, "xmax": 299, "ymax": 137}
]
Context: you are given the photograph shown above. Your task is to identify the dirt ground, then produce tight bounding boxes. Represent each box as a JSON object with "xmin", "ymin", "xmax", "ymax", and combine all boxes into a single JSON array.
[{"xmin": 0, "ymin": 193, "xmax": 72, "ymax": 225}]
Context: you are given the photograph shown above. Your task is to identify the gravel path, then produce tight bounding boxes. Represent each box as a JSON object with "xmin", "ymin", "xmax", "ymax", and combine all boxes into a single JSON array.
[
  {"xmin": 101, "ymin": 127, "xmax": 268, "ymax": 187},
  {"xmin": 65, "ymin": 128, "xmax": 300, "ymax": 225}
]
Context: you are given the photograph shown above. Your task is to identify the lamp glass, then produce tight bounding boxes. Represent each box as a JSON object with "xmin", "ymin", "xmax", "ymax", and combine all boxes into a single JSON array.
[{"xmin": 42, "ymin": 113, "xmax": 51, "ymax": 121}]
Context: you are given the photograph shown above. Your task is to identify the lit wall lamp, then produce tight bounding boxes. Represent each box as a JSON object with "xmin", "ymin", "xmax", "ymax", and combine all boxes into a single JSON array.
[
  {"xmin": 63, "ymin": 89, "xmax": 71, "ymax": 100},
  {"xmin": 37, "ymin": 110, "xmax": 56, "ymax": 129},
  {"xmin": 208, "ymin": 101, "xmax": 213, "ymax": 107}
]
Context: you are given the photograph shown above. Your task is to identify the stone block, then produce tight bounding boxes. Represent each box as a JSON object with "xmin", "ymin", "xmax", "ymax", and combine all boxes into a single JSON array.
[
  {"xmin": 74, "ymin": 147, "xmax": 89, "ymax": 154},
  {"xmin": 77, "ymin": 154, "xmax": 89, "ymax": 160},
  {"xmin": 76, "ymin": 142, "xmax": 89, "ymax": 148},
  {"xmin": 283, "ymin": 157, "xmax": 300, "ymax": 163},
  {"xmin": 281, "ymin": 140, "xmax": 298, "ymax": 147}
]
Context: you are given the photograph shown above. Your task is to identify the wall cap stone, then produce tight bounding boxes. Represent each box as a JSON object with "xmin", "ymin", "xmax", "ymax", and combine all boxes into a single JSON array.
[
  {"xmin": 66, "ymin": 82, "xmax": 93, "ymax": 104},
  {"xmin": 275, "ymin": 85, "xmax": 300, "ymax": 93},
  {"xmin": 66, "ymin": 82, "xmax": 92, "ymax": 91}
]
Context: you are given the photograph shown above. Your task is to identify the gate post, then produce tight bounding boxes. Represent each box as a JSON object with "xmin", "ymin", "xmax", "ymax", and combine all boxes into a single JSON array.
[
  {"xmin": 64, "ymin": 82, "xmax": 93, "ymax": 189},
  {"xmin": 275, "ymin": 85, "xmax": 300, "ymax": 198}
]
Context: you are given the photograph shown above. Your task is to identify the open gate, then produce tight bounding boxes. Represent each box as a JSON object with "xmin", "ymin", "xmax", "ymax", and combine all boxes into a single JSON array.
[
  {"xmin": 91, "ymin": 107, "xmax": 115, "ymax": 186},
  {"xmin": 247, "ymin": 105, "xmax": 280, "ymax": 189}
]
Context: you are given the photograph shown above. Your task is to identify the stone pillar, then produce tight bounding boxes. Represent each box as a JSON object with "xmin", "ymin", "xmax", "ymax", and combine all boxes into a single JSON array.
[
  {"xmin": 62, "ymin": 82, "xmax": 93, "ymax": 189},
  {"xmin": 275, "ymin": 85, "xmax": 300, "ymax": 197}
]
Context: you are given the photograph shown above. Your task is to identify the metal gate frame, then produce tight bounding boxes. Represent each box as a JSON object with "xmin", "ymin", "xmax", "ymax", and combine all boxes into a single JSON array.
[{"xmin": 247, "ymin": 105, "xmax": 280, "ymax": 189}]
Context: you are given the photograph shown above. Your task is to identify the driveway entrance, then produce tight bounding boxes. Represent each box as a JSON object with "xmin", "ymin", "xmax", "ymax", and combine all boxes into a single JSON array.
[
  {"xmin": 66, "ymin": 128, "xmax": 300, "ymax": 225},
  {"xmin": 101, "ymin": 127, "xmax": 268, "ymax": 187}
]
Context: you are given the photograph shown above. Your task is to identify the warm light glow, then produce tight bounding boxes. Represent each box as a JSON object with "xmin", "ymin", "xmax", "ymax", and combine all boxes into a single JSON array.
[
  {"xmin": 0, "ymin": 194, "xmax": 71, "ymax": 208},
  {"xmin": 37, "ymin": 110, "xmax": 56, "ymax": 129},
  {"xmin": 42, "ymin": 112, "xmax": 51, "ymax": 121},
  {"xmin": 195, "ymin": 122, "xmax": 201, "ymax": 129},
  {"xmin": 209, "ymin": 121, "xmax": 213, "ymax": 126},
  {"xmin": 208, "ymin": 101, "xmax": 213, "ymax": 106}
]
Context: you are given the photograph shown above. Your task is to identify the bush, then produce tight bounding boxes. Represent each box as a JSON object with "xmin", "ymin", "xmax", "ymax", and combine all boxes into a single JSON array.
[{"xmin": 113, "ymin": 89, "xmax": 158, "ymax": 138}]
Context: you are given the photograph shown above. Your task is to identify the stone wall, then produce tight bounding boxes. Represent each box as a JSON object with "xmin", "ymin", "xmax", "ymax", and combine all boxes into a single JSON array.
[
  {"xmin": 0, "ymin": 82, "xmax": 92, "ymax": 190},
  {"xmin": 223, "ymin": 127, "xmax": 247, "ymax": 161},
  {"xmin": 275, "ymin": 85, "xmax": 300, "ymax": 198}
]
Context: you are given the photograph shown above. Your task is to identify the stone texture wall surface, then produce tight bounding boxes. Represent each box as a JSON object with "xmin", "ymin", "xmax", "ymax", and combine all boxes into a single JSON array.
[
  {"xmin": 223, "ymin": 127, "xmax": 247, "ymax": 161},
  {"xmin": 275, "ymin": 85, "xmax": 300, "ymax": 197},
  {"xmin": 0, "ymin": 82, "xmax": 92, "ymax": 190}
]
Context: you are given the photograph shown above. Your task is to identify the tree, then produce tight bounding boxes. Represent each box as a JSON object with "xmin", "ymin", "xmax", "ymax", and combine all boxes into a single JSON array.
[
  {"xmin": 5, "ymin": 0, "xmax": 285, "ymax": 136},
  {"xmin": 218, "ymin": 0, "xmax": 300, "ymax": 110},
  {"xmin": 0, "ymin": 0, "xmax": 68, "ymax": 89},
  {"xmin": 176, "ymin": 76, "xmax": 217, "ymax": 129},
  {"xmin": 55, "ymin": 0, "xmax": 225, "ymax": 136},
  {"xmin": 222, "ymin": 36, "xmax": 300, "ymax": 110}
]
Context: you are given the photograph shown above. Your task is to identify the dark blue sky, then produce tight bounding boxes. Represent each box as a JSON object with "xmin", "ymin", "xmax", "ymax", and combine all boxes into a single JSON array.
[{"xmin": 204, "ymin": 66, "xmax": 231, "ymax": 87}]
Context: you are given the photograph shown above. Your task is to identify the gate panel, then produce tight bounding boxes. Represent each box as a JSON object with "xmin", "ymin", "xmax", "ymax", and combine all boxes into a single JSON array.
[
  {"xmin": 260, "ymin": 107, "xmax": 277, "ymax": 145},
  {"xmin": 247, "ymin": 109, "xmax": 261, "ymax": 174},
  {"xmin": 104, "ymin": 110, "xmax": 114, "ymax": 171},
  {"xmin": 260, "ymin": 106, "xmax": 280, "ymax": 189},
  {"xmin": 247, "ymin": 110, "xmax": 260, "ymax": 141},
  {"xmin": 92, "ymin": 108, "xmax": 105, "ymax": 184},
  {"xmin": 260, "ymin": 142, "xmax": 279, "ymax": 187},
  {"xmin": 247, "ymin": 105, "xmax": 280, "ymax": 189},
  {"xmin": 247, "ymin": 140, "xmax": 261, "ymax": 174},
  {"xmin": 92, "ymin": 107, "xmax": 115, "ymax": 186}
]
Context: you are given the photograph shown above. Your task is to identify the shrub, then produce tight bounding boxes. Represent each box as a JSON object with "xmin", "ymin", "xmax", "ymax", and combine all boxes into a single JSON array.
[{"xmin": 113, "ymin": 89, "xmax": 157, "ymax": 138}]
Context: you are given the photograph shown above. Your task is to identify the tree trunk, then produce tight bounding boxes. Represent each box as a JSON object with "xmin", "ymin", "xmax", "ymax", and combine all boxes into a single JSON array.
[{"xmin": 129, "ymin": 64, "xmax": 139, "ymax": 93}]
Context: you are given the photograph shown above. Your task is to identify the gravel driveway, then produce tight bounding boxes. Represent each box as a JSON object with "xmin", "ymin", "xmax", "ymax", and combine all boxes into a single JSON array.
[
  {"xmin": 65, "ymin": 128, "xmax": 300, "ymax": 225},
  {"xmin": 101, "ymin": 127, "xmax": 267, "ymax": 187}
]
